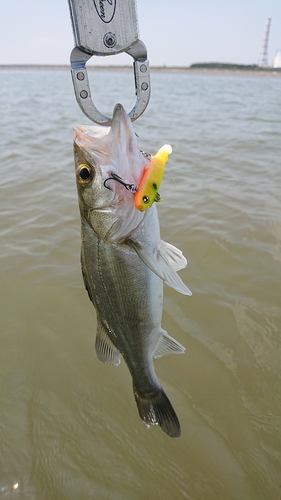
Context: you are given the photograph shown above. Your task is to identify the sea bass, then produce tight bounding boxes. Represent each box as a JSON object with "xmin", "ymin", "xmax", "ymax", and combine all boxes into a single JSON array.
[{"xmin": 73, "ymin": 104, "xmax": 191, "ymax": 437}]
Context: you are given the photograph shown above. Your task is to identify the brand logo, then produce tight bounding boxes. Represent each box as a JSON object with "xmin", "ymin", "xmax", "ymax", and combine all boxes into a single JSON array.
[{"xmin": 93, "ymin": 0, "xmax": 116, "ymax": 23}]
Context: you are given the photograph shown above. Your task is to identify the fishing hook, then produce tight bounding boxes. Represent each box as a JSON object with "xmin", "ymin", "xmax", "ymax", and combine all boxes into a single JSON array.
[{"xmin": 104, "ymin": 173, "xmax": 138, "ymax": 195}]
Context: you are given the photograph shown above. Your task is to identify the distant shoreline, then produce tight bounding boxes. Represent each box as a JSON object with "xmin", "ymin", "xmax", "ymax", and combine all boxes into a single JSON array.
[{"xmin": 1, "ymin": 64, "xmax": 281, "ymax": 77}]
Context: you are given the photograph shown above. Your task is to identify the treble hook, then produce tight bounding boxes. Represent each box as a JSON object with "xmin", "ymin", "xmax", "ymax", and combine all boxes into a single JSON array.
[{"xmin": 104, "ymin": 173, "xmax": 138, "ymax": 195}]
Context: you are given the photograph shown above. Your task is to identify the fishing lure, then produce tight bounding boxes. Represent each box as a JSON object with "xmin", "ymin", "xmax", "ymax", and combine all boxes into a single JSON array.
[
  {"xmin": 104, "ymin": 144, "xmax": 172, "ymax": 211},
  {"xmin": 134, "ymin": 144, "xmax": 172, "ymax": 211}
]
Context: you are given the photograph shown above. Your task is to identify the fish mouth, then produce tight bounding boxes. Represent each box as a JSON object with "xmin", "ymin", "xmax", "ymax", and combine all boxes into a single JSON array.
[
  {"xmin": 110, "ymin": 103, "xmax": 145, "ymax": 183},
  {"xmin": 111, "ymin": 103, "xmax": 132, "ymax": 131},
  {"xmin": 74, "ymin": 104, "xmax": 145, "ymax": 183},
  {"xmin": 73, "ymin": 123, "xmax": 110, "ymax": 152},
  {"xmin": 74, "ymin": 104, "xmax": 131, "ymax": 146}
]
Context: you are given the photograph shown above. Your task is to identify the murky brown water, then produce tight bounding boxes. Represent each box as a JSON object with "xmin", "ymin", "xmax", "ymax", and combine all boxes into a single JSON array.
[{"xmin": 0, "ymin": 68, "xmax": 281, "ymax": 499}]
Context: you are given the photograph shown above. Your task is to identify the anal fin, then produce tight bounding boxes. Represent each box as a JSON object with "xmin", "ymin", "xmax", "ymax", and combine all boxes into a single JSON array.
[{"xmin": 95, "ymin": 319, "xmax": 120, "ymax": 366}]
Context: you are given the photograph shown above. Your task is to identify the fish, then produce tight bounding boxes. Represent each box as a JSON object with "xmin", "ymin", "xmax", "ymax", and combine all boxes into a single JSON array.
[
  {"xmin": 134, "ymin": 144, "xmax": 172, "ymax": 211},
  {"xmin": 73, "ymin": 103, "xmax": 192, "ymax": 437}
]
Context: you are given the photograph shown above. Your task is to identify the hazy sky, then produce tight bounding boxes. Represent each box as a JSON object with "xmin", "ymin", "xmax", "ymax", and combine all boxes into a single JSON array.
[{"xmin": 1, "ymin": 0, "xmax": 281, "ymax": 67}]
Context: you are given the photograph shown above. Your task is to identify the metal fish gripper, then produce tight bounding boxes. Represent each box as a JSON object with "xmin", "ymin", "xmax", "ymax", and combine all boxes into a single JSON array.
[{"xmin": 68, "ymin": 0, "xmax": 151, "ymax": 125}]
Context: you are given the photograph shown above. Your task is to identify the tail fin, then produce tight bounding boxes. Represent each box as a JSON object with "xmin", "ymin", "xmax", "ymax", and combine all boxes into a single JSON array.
[{"xmin": 133, "ymin": 386, "xmax": 181, "ymax": 437}]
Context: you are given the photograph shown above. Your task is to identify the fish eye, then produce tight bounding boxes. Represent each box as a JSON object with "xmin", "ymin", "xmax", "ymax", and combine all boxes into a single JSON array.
[
  {"xmin": 142, "ymin": 195, "xmax": 150, "ymax": 204},
  {"xmin": 77, "ymin": 164, "xmax": 94, "ymax": 183}
]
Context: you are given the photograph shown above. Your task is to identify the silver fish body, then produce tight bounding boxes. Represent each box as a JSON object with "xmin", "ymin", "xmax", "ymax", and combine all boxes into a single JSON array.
[{"xmin": 74, "ymin": 104, "xmax": 191, "ymax": 437}]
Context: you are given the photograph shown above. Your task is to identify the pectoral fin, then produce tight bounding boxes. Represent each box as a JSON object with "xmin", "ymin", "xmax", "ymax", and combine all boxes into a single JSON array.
[
  {"xmin": 131, "ymin": 242, "xmax": 166, "ymax": 281},
  {"xmin": 132, "ymin": 240, "xmax": 192, "ymax": 296},
  {"xmin": 157, "ymin": 240, "xmax": 192, "ymax": 295},
  {"xmin": 154, "ymin": 330, "xmax": 186, "ymax": 358},
  {"xmin": 159, "ymin": 240, "xmax": 187, "ymax": 271},
  {"xmin": 95, "ymin": 319, "xmax": 121, "ymax": 366}
]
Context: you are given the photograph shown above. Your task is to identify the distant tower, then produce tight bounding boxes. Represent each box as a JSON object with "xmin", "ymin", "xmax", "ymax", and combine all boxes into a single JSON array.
[{"xmin": 258, "ymin": 18, "xmax": 271, "ymax": 67}]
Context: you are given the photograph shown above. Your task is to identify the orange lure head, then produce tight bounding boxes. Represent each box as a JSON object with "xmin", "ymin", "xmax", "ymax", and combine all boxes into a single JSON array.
[{"xmin": 134, "ymin": 145, "xmax": 172, "ymax": 211}]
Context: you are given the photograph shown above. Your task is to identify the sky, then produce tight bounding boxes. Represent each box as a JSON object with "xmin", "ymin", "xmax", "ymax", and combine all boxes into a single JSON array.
[{"xmin": 0, "ymin": 0, "xmax": 281, "ymax": 67}]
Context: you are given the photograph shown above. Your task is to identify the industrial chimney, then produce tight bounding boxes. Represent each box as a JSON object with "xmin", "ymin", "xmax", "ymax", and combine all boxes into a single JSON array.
[{"xmin": 258, "ymin": 18, "xmax": 271, "ymax": 67}]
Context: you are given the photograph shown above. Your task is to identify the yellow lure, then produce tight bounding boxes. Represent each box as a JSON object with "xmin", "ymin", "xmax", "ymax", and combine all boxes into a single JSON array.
[{"xmin": 134, "ymin": 144, "xmax": 172, "ymax": 211}]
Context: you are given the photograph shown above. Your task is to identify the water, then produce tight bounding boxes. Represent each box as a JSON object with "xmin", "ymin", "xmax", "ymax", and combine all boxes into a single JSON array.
[{"xmin": 0, "ymin": 68, "xmax": 281, "ymax": 499}]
